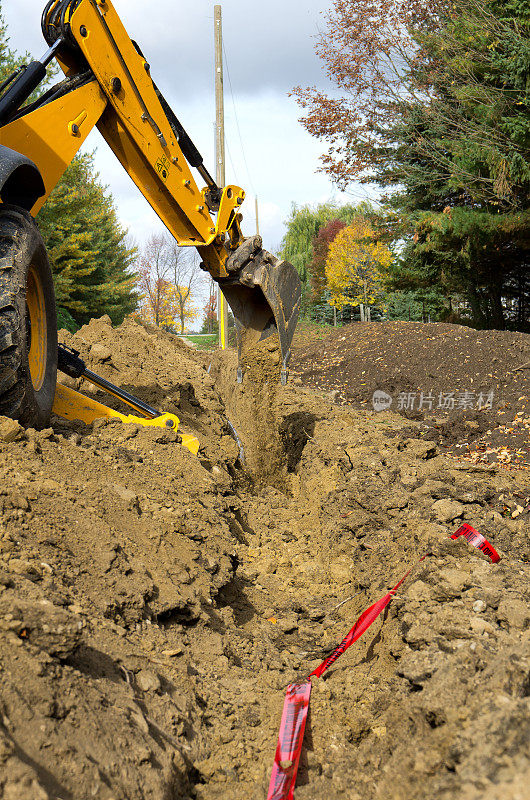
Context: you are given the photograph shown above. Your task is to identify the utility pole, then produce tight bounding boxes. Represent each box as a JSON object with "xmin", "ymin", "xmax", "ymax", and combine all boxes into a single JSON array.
[
  {"xmin": 214, "ymin": 5, "xmax": 228, "ymax": 351},
  {"xmin": 255, "ymin": 196, "xmax": 260, "ymax": 236}
]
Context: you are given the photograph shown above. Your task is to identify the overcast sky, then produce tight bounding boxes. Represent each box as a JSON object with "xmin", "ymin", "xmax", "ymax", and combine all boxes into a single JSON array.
[{"xmin": 3, "ymin": 1, "xmax": 374, "ymax": 283}]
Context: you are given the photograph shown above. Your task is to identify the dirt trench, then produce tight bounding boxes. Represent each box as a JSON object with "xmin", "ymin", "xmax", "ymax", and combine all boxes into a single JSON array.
[{"xmin": 0, "ymin": 316, "xmax": 528, "ymax": 800}]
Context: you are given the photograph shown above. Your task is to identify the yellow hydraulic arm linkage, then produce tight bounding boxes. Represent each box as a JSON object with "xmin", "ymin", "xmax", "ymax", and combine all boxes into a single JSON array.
[{"xmin": 0, "ymin": 0, "xmax": 301, "ymax": 436}]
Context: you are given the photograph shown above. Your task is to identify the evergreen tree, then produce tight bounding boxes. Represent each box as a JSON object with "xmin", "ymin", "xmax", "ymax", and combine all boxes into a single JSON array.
[
  {"xmin": 0, "ymin": 8, "xmax": 136, "ymax": 328},
  {"xmin": 394, "ymin": 207, "xmax": 530, "ymax": 328},
  {"xmin": 388, "ymin": 0, "xmax": 530, "ymax": 329},
  {"xmin": 37, "ymin": 154, "xmax": 138, "ymax": 327}
]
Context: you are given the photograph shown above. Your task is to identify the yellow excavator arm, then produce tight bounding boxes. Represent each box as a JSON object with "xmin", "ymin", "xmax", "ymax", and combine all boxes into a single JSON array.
[
  {"xmin": 0, "ymin": 0, "xmax": 301, "ymax": 436},
  {"xmin": 1, "ymin": 1, "xmax": 243, "ymax": 272}
]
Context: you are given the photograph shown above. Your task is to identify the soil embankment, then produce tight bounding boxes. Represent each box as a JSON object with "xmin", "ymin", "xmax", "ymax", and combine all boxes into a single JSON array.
[
  {"xmin": 0, "ymin": 316, "xmax": 528, "ymax": 800},
  {"xmin": 292, "ymin": 321, "xmax": 530, "ymax": 469}
]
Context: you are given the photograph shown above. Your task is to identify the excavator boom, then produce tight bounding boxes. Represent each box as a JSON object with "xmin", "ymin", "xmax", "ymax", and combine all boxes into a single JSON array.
[{"xmin": 0, "ymin": 0, "xmax": 301, "ymax": 433}]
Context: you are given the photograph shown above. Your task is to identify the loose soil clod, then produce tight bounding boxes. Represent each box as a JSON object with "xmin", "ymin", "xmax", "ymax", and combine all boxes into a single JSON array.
[{"xmin": 0, "ymin": 316, "xmax": 528, "ymax": 800}]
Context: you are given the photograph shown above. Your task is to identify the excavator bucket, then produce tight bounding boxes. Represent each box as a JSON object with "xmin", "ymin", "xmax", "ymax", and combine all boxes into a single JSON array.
[{"xmin": 218, "ymin": 237, "xmax": 302, "ymax": 384}]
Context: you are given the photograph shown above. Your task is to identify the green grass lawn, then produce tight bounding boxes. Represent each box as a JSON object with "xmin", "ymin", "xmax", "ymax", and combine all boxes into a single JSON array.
[
  {"xmin": 185, "ymin": 321, "xmax": 337, "ymax": 352},
  {"xmin": 185, "ymin": 334, "xmax": 219, "ymax": 350}
]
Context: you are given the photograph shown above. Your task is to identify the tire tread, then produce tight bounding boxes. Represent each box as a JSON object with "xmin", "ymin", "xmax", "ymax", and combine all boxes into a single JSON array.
[{"xmin": 0, "ymin": 206, "xmax": 57, "ymax": 425}]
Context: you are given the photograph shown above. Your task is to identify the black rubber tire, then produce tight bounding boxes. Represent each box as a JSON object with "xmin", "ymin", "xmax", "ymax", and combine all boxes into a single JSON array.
[{"xmin": 0, "ymin": 205, "xmax": 57, "ymax": 427}]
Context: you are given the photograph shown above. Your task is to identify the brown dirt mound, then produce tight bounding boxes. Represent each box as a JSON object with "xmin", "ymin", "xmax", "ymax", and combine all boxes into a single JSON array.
[
  {"xmin": 0, "ymin": 316, "xmax": 528, "ymax": 799},
  {"xmin": 58, "ymin": 315, "xmax": 239, "ymax": 468},
  {"xmin": 292, "ymin": 321, "xmax": 530, "ymax": 469}
]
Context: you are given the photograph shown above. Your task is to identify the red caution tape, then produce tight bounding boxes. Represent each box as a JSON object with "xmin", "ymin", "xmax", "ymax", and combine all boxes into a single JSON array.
[
  {"xmin": 451, "ymin": 523, "xmax": 500, "ymax": 563},
  {"xmin": 310, "ymin": 557, "xmax": 426, "ymax": 679},
  {"xmin": 310, "ymin": 524, "xmax": 500, "ymax": 681},
  {"xmin": 267, "ymin": 680, "xmax": 311, "ymax": 800},
  {"xmin": 267, "ymin": 524, "xmax": 500, "ymax": 800}
]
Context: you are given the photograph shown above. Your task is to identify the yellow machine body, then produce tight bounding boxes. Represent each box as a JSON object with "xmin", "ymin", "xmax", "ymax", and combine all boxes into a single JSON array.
[
  {"xmin": 0, "ymin": 80, "xmax": 107, "ymax": 216},
  {"xmin": 53, "ymin": 383, "xmax": 200, "ymax": 456},
  {"xmin": 1, "ymin": 0, "xmax": 243, "ymax": 277}
]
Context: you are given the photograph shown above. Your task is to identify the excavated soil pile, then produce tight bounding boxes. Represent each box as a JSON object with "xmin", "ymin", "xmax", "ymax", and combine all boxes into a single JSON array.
[
  {"xmin": 292, "ymin": 321, "xmax": 530, "ymax": 469},
  {"xmin": 0, "ymin": 315, "xmax": 528, "ymax": 800}
]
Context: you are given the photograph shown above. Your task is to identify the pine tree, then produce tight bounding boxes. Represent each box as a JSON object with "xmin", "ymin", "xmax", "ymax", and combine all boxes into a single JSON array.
[
  {"xmin": 294, "ymin": 0, "xmax": 530, "ymax": 330},
  {"xmin": 0, "ymin": 8, "xmax": 135, "ymax": 328},
  {"xmin": 394, "ymin": 207, "xmax": 530, "ymax": 329},
  {"xmin": 37, "ymin": 154, "xmax": 138, "ymax": 327}
]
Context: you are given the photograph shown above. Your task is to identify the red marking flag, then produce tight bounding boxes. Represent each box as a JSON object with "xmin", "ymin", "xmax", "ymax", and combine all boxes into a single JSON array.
[
  {"xmin": 267, "ymin": 524, "xmax": 499, "ymax": 799},
  {"xmin": 267, "ymin": 680, "xmax": 312, "ymax": 800},
  {"xmin": 310, "ymin": 557, "xmax": 426, "ymax": 680}
]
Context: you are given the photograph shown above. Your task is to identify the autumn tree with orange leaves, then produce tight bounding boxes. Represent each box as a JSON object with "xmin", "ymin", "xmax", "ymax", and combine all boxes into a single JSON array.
[
  {"xmin": 309, "ymin": 218, "xmax": 347, "ymax": 301},
  {"xmin": 201, "ymin": 289, "xmax": 218, "ymax": 334},
  {"xmin": 293, "ymin": 0, "xmax": 530, "ymax": 207}
]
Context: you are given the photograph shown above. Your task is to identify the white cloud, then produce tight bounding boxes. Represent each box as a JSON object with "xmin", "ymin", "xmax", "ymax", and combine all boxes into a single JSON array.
[{"xmin": 4, "ymin": 0, "xmax": 332, "ymax": 94}]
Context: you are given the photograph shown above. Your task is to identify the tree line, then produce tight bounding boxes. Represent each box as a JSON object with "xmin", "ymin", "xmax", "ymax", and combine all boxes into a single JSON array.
[{"xmin": 285, "ymin": 0, "xmax": 530, "ymax": 331}]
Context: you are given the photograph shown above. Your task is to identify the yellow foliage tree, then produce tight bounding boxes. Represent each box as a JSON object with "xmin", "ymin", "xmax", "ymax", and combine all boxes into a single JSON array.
[
  {"xmin": 325, "ymin": 219, "xmax": 392, "ymax": 310},
  {"xmin": 137, "ymin": 280, "xmax": 197, "ymax": 332},
  {"xmin": 173, "ymin": 284, "xmax": 198, "ymax": 333}
]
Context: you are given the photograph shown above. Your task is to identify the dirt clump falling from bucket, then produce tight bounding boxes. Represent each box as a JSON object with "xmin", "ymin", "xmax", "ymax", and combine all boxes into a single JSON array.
[{"xmin": 216, "ymin": 332, "xmax": 287, "ymax": 486}]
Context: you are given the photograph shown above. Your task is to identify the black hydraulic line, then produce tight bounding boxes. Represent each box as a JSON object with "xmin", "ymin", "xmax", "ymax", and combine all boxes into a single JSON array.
[
  {"xmin": 7, "ymin": 71, "xmax": 94, "ymax": 124},
  {"xmin": 152, "ymin": 82, "xmax": 222, "ymax": 211},
  {"xmin": 57, "ymin": 344, "xmax": 160, "ymax": 419},
  {"xmin": 129, "ymin": 40, "xmax": 210, "ymax": 176},
  {"xmin": 43, "ymin": 0, "xmax": 85, "ymax": 57},
  {"xmin": 41, "ymin": 0, "xmax": 60, "ymax": 44},
  {"xmin": 130, "ymin": 40, "xmax": 221, "ymax": 204},
  {"xmin": 152, "ymin": 84, "xmax": 210, "ymax": 176},
  {"xmin": 44, "ymin": 0, "xmax": 67, "ymax": 43},
  {"xmin": 0, "ymin": 63, "xmax": 47, "ymax": 125},
  {"xmin": 81, "ymin": 370, "xmax": 160, "ymax": 419}
]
